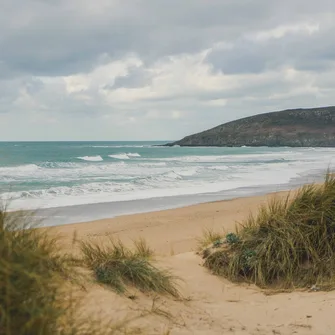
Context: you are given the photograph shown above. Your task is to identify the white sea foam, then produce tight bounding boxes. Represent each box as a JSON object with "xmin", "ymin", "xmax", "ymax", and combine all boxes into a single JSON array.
[
  {"xmin": 91, "ymin": 145, "xmax": 149, "ymax": 148},
  {"xmin": 207, "ymin": 165, "xmax": 230, "ymax": 171},
  {"xmin": 177, "ymin": 167, "xmax": 200, "ymax": 176},
  {"xmin": 0, "ymin": 162, "xmax": 314, "ymax": 210},
  {"xmin": 2, "ymin": 147, "xmax": 335, "ymax": 211},
  {"xmin": 156, "ymin": 151, "xmax": 302, "ymax": 163},
  {"xmin": 0, "ymin": 161, "xmax": 162, "ymax": 182},
  {"xmin": 108, "ymin": 153, "xmax": 130, "ymax": 160},
  {"xmin": 127, "ymin": 153, "xmax": 141, "ymax": 157},
  {"xmin": 138, "ymin": 162, "xmax": 167, "ymax": 167},
  {"xmin": 109, "ymin": 153, "xmax": 141, "ymax": 159},
  {"xmin": 77, "ymin": 156, "xmax": 103, "ymax": 162},
  {"xmin": 0, "ymin": 164, "xmax": 40, "ymax": 173}
]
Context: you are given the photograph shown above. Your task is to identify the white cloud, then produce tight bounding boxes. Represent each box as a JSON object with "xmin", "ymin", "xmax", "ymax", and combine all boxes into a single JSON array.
[{"xmin": 63, "ymin": 55, "xmax": 143, "ymax": 94}]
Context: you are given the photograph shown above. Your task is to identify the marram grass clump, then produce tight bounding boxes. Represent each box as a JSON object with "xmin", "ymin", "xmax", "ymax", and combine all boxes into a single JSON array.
[
  {"xmin": 0, "ymin": 209, "xmax": 78, "ymax": 335},
  {"xmin": 81, "ymin": 238, "xmax": 180, "ymax": 297},
  {"xmin": 0, "ymin": 209, "xmax": 144, "ymax": 335},
  {"xmin": 203, "ymin": 173, "xmax": 335, "ymax": 290},
  {"xmin": 196, "ymin": 228, "xmax": 225, "ymax": 252}
]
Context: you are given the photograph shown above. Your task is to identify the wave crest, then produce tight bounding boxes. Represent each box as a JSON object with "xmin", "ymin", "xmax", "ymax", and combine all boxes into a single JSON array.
[
  {"xmin": 77, "ymin": 156, "xmax": 103, "ymax": 162},
  {"xmin": 109, "ymin": 153, "xmax": 141, "ymax": 160}
]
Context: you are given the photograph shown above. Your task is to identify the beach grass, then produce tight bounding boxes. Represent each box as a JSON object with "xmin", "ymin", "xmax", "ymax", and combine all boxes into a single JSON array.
[
  {"xmin": 81, "ymin": 238, "xmax": 180, "ymax": 297},
  {"xmin": 0, "ymin": 208, "xmax": 153, "ymax": 334},
  {"xmin": 0, "ymin": 208, "xmax": 80, "ymax": 334},
  {"xmin": 196, "ymin": 227, "xmax": 225, "ymax": 252},
  {"xmin": 203, "ymin": 172, "xmax": 335, "ymax": 290},
  {"xmin": 132, "ymin": 237, "xmax": 155, "ymax": 259}
]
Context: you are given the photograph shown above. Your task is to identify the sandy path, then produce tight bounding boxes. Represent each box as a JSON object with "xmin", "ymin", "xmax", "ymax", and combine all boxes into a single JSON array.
[{"xmin": 51, "ymin": 189, "xmax": 335, "ymax": 334}]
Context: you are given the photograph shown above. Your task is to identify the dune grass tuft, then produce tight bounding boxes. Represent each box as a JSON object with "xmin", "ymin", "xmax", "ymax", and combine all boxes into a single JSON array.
[
  {"xmin": 0, "ymin": 208, "xmax": 80, "ymax": 334},
  {"xmin": 0, "ymin": 208, "xmax": 146, "ymax": 335},
  {"xmin": 203, "ymin": 172, "xmax": 335, "ymax": 290},
  {"xmin": 133, "ymin": 237, "xmax": 154, "ymax": 259},
  {"xmin": 81, "ymin": 238, "xmax": 180, "ymax": 297},
  {"xmin": 196, "ymin": 227, "xmax": 225, "ymax": 252}
]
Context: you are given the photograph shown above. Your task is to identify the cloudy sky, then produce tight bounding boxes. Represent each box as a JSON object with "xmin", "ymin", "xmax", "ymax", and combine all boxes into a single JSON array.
[{"xmin": 1, "ymin": 0, "xmax": 335, "ymax": 141}]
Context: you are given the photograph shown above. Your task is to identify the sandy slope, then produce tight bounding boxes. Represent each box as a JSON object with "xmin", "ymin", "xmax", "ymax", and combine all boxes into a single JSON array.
[{"xmin": 52, "ymin": 190, "xmax": 335, "ymax": 334}]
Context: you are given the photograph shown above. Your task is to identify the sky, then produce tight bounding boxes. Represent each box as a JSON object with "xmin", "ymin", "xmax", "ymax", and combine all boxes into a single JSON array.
[{"xmin": 1, "ymin": 0, "xmax": 335, "ymax": 141}]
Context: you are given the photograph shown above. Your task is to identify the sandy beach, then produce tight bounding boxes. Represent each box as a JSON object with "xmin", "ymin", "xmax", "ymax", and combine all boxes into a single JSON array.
[{"xmin": 51, "ymin": 189, "xmax": 335, "ymax": 335}]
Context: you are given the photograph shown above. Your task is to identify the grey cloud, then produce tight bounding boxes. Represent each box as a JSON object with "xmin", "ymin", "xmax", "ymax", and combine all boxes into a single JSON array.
[
  {"xmin": 206, "ymin": 24, "xmax": 335, "ymax": 74},
  {"xmin": 23, "ymin": 78, "xmax": 44, "ymax": 94},
  {"xmin": 2, "ymin": 0, "xmax": 333, "ymax": 78},
  {"xmin": 0, "ymin": 77, "xmax": 45, "ymax": 113},
  {"xmin": 1, "ymin": 0, "xmax": 335, "ymax": 140},
  {"xmin": 206, "ymin": 40, "xmax": 269, "ymax": 74},
  {"xmin": 0, "ymin": 78, "xmax": 28, "ymax": 113},
  {"xmin": 112, "ymin": 67, "xmax": 151, "ymax": 89}
]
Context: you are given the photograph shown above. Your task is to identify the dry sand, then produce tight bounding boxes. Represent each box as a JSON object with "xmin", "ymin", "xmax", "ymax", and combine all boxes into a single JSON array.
[{"xmin": 52, "ymin": 190, "xmax": 335, "ymax": 334}]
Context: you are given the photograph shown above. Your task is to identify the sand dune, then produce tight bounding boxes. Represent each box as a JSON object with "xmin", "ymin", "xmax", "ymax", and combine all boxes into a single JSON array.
[{"xmin": 52, "ymin": 190, "xmax": 335, "ymax": 334}]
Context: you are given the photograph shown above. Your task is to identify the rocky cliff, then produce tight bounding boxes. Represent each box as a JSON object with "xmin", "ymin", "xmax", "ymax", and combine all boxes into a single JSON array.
[{"xmin": 166, "ymin": 106, "xmax": 335, "ymax": 147}]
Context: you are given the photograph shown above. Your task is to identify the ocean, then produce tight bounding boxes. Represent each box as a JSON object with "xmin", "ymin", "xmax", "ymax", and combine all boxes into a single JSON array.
[{"xmin": 1, "ymin": 141, "xmax": 334, "ymax": 226}]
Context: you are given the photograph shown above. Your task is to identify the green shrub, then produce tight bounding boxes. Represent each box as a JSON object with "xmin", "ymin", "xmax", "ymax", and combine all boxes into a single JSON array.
[
  {"xmin": 225, "ymin": 233, "xmax": 240, "ymax": 245},
  {"xmin": 204, "ymin": 173, "xmax": 335, "ymax": 290}
]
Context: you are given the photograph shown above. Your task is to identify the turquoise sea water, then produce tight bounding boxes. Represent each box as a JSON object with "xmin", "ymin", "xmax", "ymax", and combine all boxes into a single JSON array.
[{"xmin": 1, "ymin": 141, "xmax": 334, "ymax": 211}]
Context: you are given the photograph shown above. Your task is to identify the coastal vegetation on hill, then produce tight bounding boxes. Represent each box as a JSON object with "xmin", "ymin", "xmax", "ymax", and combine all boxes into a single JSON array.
[{"xmin": 167, "ymin": 106, "xmax": 335, "ymax": 147}]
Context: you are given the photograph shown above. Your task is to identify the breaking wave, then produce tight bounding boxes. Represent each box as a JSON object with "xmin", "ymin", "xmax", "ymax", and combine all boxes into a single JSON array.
[{"xmin": 77, "ymin": 156, "xmax": 103, "ymax": 162}]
